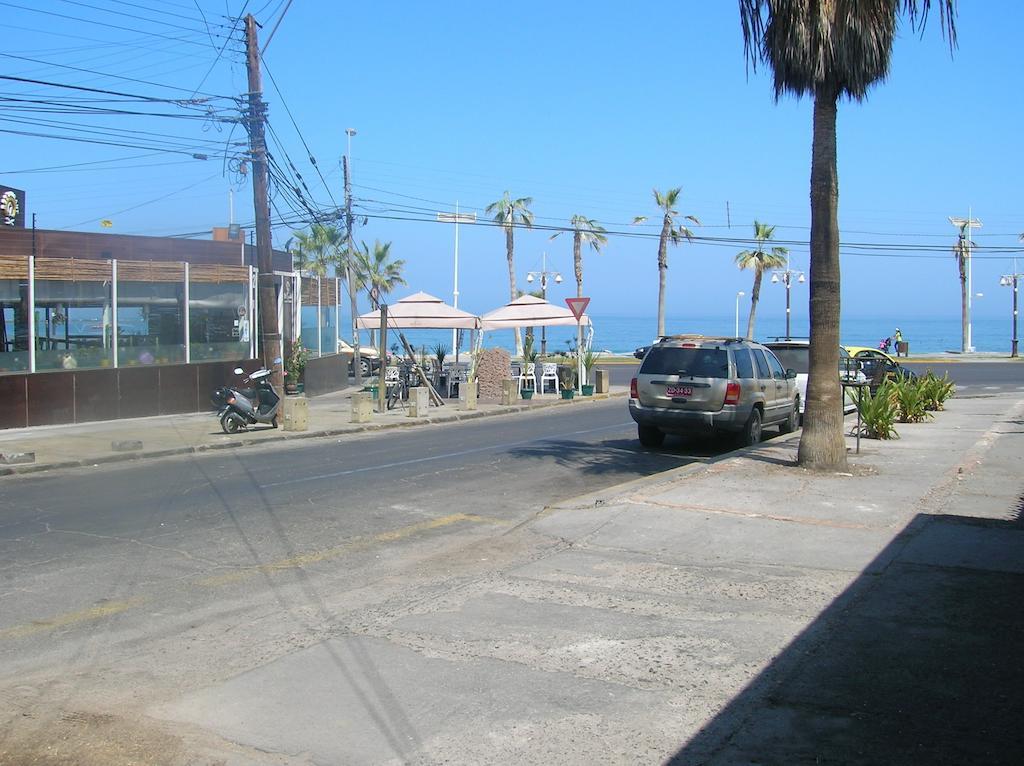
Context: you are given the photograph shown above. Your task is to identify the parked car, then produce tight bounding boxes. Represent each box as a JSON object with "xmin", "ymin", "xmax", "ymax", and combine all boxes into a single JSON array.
[
  {"xmin": 628, "ymin": 335, "xmax": 799, "ymax": 447},
  {"xmin": 844, "ymin": 346, "xmax": 917, "ymax": 391},
  {"xmin": 338, "ymin": 340, "xmax": 382, "ymax": 377},
  {"xmin": 633, "ymin": 343, "xmax": 654, "ymax": 360},
  {"xmin": 764, "ymin": 339, "xmax": 864, "ymax": 423}
]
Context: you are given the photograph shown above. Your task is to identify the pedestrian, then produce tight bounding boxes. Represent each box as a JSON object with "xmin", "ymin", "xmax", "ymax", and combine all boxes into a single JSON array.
[{"xmin": 894, "ymin": 328, "xmax": 904, "ymax": 357}]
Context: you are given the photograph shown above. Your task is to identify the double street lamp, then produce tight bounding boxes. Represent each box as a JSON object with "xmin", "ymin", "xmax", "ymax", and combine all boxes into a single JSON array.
[
  {"xmin": 526, "ymin": 252, "xmax": 562, "ymax": 355},
  {"xmin": 770, "ymin": 262, "xmax": 805, "ymax": 339},
  {"xmin": 999, "ymin": 271, "xmax": 1023, "ymax": 357}
]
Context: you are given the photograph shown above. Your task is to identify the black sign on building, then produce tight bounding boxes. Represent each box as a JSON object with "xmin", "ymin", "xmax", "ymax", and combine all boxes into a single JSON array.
[{"xmin": 1, "ymin": 186, "xmax": 26, "ymax": 228}]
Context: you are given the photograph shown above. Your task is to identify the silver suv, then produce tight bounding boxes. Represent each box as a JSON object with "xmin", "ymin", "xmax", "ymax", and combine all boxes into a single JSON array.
[{"xmin": 628, "ymin": 335, "xmax": 799, "ymax": 447}]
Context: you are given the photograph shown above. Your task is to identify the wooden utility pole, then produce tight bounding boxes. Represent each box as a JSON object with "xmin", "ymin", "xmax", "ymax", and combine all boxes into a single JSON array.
[
  {"xmin": 343, "ymin": 155, "xmax": 362, "ymax": 384},
  {"xmin": 244, "ymin": 14, "xmax": 282, "ymax": 387}
]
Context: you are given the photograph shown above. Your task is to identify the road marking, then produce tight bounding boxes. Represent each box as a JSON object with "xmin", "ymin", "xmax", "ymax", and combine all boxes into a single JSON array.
[
  {"xmin": 0, "ymin": 597, "xmax": 146, "ymax": 641},
  {"xmin": 260, "ymin": 423, "xmax": 633, "ymax": 489},
  {"xmin": 196, "ymin": 512, "xmax": 502, "ymax": 587}
]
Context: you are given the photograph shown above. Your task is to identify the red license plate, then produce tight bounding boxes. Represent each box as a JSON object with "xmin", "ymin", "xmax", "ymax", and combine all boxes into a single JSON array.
[{"xmin": 666, "ymin": 385, "xmax": 692, "ymax": 396}]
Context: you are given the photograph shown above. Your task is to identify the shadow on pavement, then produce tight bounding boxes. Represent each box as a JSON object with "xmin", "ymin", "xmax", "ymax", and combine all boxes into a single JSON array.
[
  {"xmin": 668, "ymin": 509, "xmax": 1024, "ymax": 765},
  {"xmin": 505, "ymin": 436, "xmax": 725, "ymax": 479}
]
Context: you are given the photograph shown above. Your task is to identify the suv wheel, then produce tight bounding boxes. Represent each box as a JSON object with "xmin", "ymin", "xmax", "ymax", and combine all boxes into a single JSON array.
[
  {"xmin": 779, "ymin": 398, "xmax": 799, "ymax": 434},
  {"xmin": 360, "ymin": 359, "xmax": 371, "ymax": 377},
  {"xmin": 739, "ymin": 408, "xmax": 762, "ymax": 446},
  {"xmin": 637, "ymin": 425, "xmax": 665, "ymax": 447}
]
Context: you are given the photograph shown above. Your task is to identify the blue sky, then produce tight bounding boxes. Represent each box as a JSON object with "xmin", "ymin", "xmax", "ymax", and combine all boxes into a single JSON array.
[{"xmin": 3, "ymin": 1, "xmax": 1022, "ymax": 327}]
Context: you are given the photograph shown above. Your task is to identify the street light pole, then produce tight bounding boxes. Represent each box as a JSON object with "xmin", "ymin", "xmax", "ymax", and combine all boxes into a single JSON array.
[
  {"xmin": 1000, "ymin": 270, "xmax": 1022, "ymax": 357},
  {"xmin": 950, "ymin": 213, "xmax": 983, "ymax": 353},
  {"xmin": 437, "ymin": 205, "xmax": 477, "ymax": 361},
  {"xmin": 734, "ymin": 291, "xmax": 745, "ymax": 337},
  {"xmin": 770, "ymin": 256, "xmax": 805, "ymax": 340},
  {"xmin": 526, "ymin": 252, "xmax": 562, "ymax": 356}
]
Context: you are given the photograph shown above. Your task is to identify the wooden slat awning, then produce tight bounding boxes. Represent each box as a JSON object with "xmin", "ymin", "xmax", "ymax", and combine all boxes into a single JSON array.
[
  {"xmin": 189, "ymin": 264, "xmax": 250, "ymax": 284},
  {"xmin": 300, "ymin": 277, "xmax": 338, "ymax": 305},
  {"xmin": 0, "ymin": 255, "xmax": 28, "ymax": 280},
  {"xmin": 35, "ymin": 257, "xmax": 111, "ymax": 281},
  {"xmin": 118, "ymin": 260, "xmax": 186, "ymax": 282}
]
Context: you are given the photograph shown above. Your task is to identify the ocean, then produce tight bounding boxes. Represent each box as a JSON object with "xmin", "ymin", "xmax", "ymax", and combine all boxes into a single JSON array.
[{"xmin": 338, "ymin": 314, "xmax": 1017, "ymax": 358}]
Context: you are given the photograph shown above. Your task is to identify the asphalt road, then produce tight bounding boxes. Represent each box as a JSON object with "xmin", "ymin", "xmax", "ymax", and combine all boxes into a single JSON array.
[{"xmin": 0, "ymin": 399, "xmax": 721, "ymax": 663}]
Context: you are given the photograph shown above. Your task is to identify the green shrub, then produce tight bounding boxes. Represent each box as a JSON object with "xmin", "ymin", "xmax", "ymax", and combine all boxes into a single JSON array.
[
  {"xmin": 852, "ymin": 382, "xmax": 899, "ymax": 439},
  {"xmin": 918, "ymin": 371, "xmax": 956, "ymax": 411},
  {"xmin": 892, "ymin": 376, "xmax": 932, "ymax": 423}
]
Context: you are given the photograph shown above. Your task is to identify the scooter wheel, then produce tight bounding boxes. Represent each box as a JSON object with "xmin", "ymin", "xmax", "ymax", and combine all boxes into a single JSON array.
[{"xmin": 220, "ymin": 412, "xmax": 244, "ymax": 434}]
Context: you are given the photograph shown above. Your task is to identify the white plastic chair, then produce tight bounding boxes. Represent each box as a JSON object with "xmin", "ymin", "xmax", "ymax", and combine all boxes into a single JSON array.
[
  {"xmin": 446, "ymin": 365, "xmax": 466, "ymax": 398},
  {"xmin": 538, "ymin": 363, "xmax": 560, "ymax": 394},
  {"xmin": 514, "ymin": 362, "xmax": 536, "ymax": 393},
  {"xmin": 384, "ymin": 366, "xmax": 401, "ymax": 396}
]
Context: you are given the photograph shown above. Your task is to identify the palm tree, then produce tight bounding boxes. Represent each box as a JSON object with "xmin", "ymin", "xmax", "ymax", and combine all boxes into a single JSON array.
[
  {"xmin": 485, "ymin": 191, "xmax": 534, "ymax": 355},
  {"xmin": 735, "ymin": 221, "xmax": 788, "ymax": 340},
  {"xmin": 550, "ymin": 215, "xmax": 608, "ymax": 298},
  {"xmin": 357, "ymin": 239, "xmax": 406, "ymax": 308},
  {"xmin": 739, "ymin": 0, "xmax": 956, "ymax": 471},
  {"xmin": 634, "ymin": 188, "xmax": 700, "ymax": 338},
  {"xmin": 287, "ymin": 224, "xmax": 337, "ymax": 277},
  {"xmin": 953, "ymin": 224, "xmax": 975, "ymax": 353},
  {"xmin": 356, "ymin": 239, "xmax": 406, "ymax": 347}
]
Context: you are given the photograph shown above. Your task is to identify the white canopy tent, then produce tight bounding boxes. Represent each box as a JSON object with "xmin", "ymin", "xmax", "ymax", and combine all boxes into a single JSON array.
[
  {"xmin": 480, "ymin": 295, "xmax": 594, "ymax": 387},
  {"xmin": 356, "ymin": 291, "xmax": 481, "ymax": 331},
  {"xmin": 479, "ymin": 294, "xmax": 591, "ymax": 332}
]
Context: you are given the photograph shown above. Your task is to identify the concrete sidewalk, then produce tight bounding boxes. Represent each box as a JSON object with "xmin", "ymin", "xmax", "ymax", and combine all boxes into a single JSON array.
[
  {"xmin": 0, "ymin": 384, "xmax": 627, "ymax": 476},
  {"xmin": 151, "ymin": 392, "xmax": 1024, "ymax": 765}
]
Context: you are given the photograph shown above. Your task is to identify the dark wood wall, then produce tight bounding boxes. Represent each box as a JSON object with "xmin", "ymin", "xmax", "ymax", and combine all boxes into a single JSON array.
[
  {"xmin": 0, "ymin": 228, "xmax": 292, "ymax": 271},
  {"xmin": 0, "ymin": 360, "xmax": 263, "ymax": 429}
]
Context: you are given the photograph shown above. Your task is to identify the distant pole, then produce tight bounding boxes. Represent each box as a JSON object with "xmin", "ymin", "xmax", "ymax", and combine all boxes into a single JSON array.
[
  {"xmin": 244, "ymin": 14, "xmax": 281, "ymax": 384},
  {"xmin": 949, "ymin": 213, "xmax": 982, "ymax": 353},
  {"xmin": 344, "ymin": 132, "xmax": 361, "ymax": 384},
  {"xmin": 734, "ymin": 291, "xmax": 745, "ymax": 337}
]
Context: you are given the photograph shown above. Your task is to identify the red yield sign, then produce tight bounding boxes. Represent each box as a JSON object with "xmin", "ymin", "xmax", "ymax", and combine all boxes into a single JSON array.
[{"xmin": 565, "ymin": 297, "xmax": 590, "ymax": 321}]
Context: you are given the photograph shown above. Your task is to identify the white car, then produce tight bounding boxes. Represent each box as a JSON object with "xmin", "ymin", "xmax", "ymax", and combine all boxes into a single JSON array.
[
  {"xmin": 338, "ymin": 340, "xmax": 382, "ymax": 377},
  {"xmin": 764, "ymin": 340, "xmax": 865, "ymax": 422}
]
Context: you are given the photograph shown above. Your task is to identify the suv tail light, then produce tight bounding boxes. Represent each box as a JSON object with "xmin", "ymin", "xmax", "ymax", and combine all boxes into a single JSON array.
[
  {"xmin": 724, "ymin": 381, "xmax": 741, "ymax": 405},
  {"xmin": 630, "ymin": 377, "xmax": 638, "ymax": 398}
]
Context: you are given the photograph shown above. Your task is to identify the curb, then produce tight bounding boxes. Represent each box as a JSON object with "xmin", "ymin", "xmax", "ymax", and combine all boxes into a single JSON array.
[{"xmin": 0, "ymin": 390, "xmax": 627, "ymax": 477}]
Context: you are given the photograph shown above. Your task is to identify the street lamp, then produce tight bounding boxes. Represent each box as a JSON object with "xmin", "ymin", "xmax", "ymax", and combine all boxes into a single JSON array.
[
  {"xmin": 437, "ymin": 204, "xmax": 477, "ymax": 360},
  {"xmin": 526, "ymin": 252, "xmax": 562, "ymax": 355},
  {"xmin": 949, "ymin": 213, "xmax": 982, "ymax": 352},
  {"xmin": 770, "ymin": 257, "xmax": 806, "ymax": 339},
  {"xmin": 1000, "ymin": 270, "xmax": 1023, "ymax": 357},
  {"xmin": 734, "ymin": 291, "xmax": 745, "ymax": 338}
]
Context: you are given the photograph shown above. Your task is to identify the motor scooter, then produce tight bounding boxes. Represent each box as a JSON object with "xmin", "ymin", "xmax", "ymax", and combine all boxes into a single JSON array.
[{"xmin": 212, "ymin": 365, "xmax": 281, "ymax": 434}]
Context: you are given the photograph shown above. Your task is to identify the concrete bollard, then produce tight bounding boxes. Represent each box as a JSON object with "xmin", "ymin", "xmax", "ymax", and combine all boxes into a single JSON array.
[
  {"xmin": 282, "ymin": 395, "xmax": 308, "ymax": 431},
  {"xmin": 501, "ymin": 378, "xmax": 517, "ymax": 406},
  {"xmin": 409, "ymin": 386, "xmax": 430, "ymax": 417},
  {"xmin": 461, "ymin": 378, "xmax": 478, "ymax": 410},
  {"xmin": 351, "ymin": 391, "xmax": 373, "ymax": 423},
  {"xmin": 594, "ymin": 368, "xmax": 610, "ymax": 394}
]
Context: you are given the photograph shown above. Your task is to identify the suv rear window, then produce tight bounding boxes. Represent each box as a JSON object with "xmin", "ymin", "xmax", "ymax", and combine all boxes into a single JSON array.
[
  {"xmin": 639, "ymin": 347, "xmax": 729, "ymax": 378},
  {"xmin": 768, "ymin": 346, "xmax": 808, "ymax": 374}
]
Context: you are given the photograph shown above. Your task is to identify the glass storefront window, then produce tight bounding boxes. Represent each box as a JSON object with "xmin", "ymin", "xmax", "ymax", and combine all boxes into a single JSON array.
[
  {"xmin": 0, "ymin": 257, "xmax": 30, "ymax": 373},
  {"xmin": 34, "ymin": 258, "xmax": 114, "ymax": 371},
  {"xmin": 189, "ymin": 265, "xmax": 250, "ymax": 362}
]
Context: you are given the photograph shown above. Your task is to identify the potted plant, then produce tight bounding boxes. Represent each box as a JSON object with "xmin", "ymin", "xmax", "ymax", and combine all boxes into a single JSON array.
[
  {"xmin": 284, "ymin": 343, "xmax": 308, "ymax": 394},
  {"xmin": 432, "ymin": 342, "xmax": 449, "ymax": 387},
  {"xmin": 581, "ymin": 348, "xmax": 601, "ymax": 396},
  {"xmin": 558, "ymin": 364, "xmax": 577, "ymax": 399}
]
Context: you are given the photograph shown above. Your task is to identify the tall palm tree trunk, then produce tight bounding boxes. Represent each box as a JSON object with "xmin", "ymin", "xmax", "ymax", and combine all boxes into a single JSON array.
[
  {"xmin": 506, "ymin": 226, "xmax": 522, "ymax": 355},
  {"xmin": 656, "ymin": 218, "xmax": 670, "ymax": 338},
  {"xmin": 958, "ymin": 259, "xmax": 968, "ymax": 353},
  {"xmin": 798, "ymin": 87, "xmax": 847, "ymax": 471},
  {"xmin": 573, "ymin": 233, "xmax": 583, "ymax": 298},
  {"xmin": 746, "ymin": 269, "xmax": 764, "ymax": 339}
]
